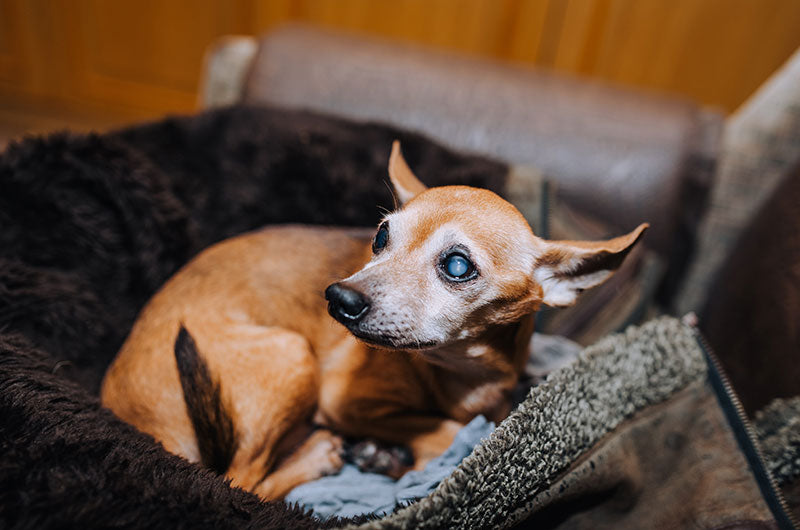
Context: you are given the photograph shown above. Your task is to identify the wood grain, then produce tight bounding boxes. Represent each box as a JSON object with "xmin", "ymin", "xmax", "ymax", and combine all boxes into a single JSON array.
[{"xmin": 0, "ymin": 0, "xmax": 798, "ymax": 131}]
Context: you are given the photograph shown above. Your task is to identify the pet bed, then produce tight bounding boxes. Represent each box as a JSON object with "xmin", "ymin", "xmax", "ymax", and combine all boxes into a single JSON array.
[{"xmin": 0, "ymin": 106, "xmax": 797, "ymax": 529}]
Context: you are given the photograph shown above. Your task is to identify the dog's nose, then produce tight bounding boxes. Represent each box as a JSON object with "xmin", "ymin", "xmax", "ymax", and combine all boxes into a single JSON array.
[{"xmin": 325, "ymin": 283, "xmax": 370, "ymax": 323}]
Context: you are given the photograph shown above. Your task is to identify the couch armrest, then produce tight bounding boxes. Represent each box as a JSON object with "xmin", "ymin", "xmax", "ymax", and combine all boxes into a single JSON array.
[{"xmin": 199, "ymin": 36, "xmax": 258, "ymax": 109}]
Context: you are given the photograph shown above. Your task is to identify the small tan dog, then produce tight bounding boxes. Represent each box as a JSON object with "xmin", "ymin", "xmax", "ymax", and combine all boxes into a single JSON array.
[{"xmin": 101, "ymin": 142, "xmax": 647, "ymax": 500}]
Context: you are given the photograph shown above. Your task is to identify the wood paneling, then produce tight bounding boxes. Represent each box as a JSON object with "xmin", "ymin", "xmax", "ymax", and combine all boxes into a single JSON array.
[
  {"xmin": 0, "ymin": 0, "xmax": 28, "ymax": 85},
  {"xmin": 57, "ymin": 0, "xmax": 251, "ymax": 113},
  {"xmin": 250, "ymin": 0, "xmax": 554, "ymax": 61},
  {"xmin": 553, "ymin": 0, "xmax": 800, "ymax": 110},
  {"xmin": 0, "ymin": 0, "xmax": 18, "ymax": 71},
  {"xmin": 1, "ymin": 0, "xmax": 799, "ymax": 133}
]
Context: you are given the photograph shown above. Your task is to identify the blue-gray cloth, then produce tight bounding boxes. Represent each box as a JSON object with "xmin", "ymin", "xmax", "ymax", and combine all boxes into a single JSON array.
[{"xmin": 285, "ymin": 415, "xmax": 495, "ymax": 520}]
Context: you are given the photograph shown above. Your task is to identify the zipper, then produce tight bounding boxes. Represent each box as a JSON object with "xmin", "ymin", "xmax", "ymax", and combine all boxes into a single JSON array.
[{"xmin": 683, "ymin": 314, "xmax": 798, "ymax": 530}]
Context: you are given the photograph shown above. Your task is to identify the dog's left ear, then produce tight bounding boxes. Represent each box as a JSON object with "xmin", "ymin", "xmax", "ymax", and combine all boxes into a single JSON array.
[
  {"xmin": 388, "ymin": 140, "xmax": 428, "ymax": 205},
  {"xmin": 534, "ymin": 223, "xmax": 649, "ymax": 307}
]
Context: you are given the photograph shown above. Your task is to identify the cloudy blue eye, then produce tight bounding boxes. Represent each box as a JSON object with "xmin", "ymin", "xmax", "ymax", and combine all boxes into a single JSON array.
[
  {"xmin": 372, "ymin": 222, "xmax": 389, "ymax": 253},
  {"xmin": 442, "ymin": 253, "xmax": 476, "ymax": 281}
]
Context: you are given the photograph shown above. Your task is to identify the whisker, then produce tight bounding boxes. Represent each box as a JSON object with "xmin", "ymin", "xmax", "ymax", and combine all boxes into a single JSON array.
[{"xmin": 382, "ymin": 180, "xmax": 399, "ymax": 210}]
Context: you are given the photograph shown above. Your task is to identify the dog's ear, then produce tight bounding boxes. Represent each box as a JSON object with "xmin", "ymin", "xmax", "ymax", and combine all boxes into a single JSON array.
[
  {"xmin": 533, "ymin": 223, "xmax": 648, "ymax": 307},
  {"xmin": 388, "ymin": 140, "xmax": 427, "ymax": 205}
]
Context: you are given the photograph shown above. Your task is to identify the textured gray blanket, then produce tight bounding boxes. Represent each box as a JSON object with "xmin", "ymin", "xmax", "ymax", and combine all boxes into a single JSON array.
[{"xmin": 286, "ymin": 416, "xmax": 495, "ymax": 519}]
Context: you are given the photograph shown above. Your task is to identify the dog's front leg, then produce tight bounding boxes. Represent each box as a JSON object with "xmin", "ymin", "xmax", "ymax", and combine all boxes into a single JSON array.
[
  {"xmin": 248, "ymin": 428, "xmax": 344, "ymax": 500},
  {"xmin": 356, "ymin": 415, "xmax": 465, "ymax": 471},
  {"xmin": 407, "ymin": 417, "xmax": 465, "ymax": 470}
]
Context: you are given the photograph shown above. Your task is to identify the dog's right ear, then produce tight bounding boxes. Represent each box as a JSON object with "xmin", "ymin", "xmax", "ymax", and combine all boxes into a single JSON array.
[
  {"xmin": 388, "ymin": 140, "xmax": 427, "ymax": 205},
  {"xmin": 533, "ymin": 223, "xmax": 648, "ymax": 307}
]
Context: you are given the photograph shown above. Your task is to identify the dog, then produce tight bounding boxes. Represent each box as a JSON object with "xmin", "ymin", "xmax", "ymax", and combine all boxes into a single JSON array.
[{"xmin": 101, "ymin": 141, "xmax": 647, "ymax": 500}]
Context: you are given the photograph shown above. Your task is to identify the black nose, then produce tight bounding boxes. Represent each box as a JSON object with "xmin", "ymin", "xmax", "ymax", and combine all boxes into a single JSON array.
[{"xmin": 325, "ymin": 283, "xmax": 370, "ymax": 323}]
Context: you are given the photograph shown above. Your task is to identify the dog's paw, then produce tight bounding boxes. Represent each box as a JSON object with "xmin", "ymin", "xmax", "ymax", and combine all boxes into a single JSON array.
[
  {"xmin": 345, "ymin": 439, "xmax": 414, "ymax": 478},
  {"xmin": 304, "ymin": 429, "xmax": 344, "ymax": 478}
]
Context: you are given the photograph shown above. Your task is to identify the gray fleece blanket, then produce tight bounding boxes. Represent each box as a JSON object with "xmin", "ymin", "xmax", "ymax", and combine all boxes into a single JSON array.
[{"xmin": 286, "ymin": 416, "xmax": 495, "ymax": 519}]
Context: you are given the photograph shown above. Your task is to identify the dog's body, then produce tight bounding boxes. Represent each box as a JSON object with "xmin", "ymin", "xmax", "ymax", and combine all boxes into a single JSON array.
[{"xmin": 102, "ymin": 142, "xmax": 646, "ymax": 499}]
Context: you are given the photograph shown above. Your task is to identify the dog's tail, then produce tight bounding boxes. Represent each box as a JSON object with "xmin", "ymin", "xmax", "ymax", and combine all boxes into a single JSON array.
[{"xmin": 174, "ymin": 325, "xmax": 237, "ymax": 475}]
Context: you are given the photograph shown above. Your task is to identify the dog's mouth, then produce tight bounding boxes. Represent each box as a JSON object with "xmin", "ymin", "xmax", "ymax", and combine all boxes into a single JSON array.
[
  {"xmin": 341, "ymin": 324, "xmax": 439, "ymax": 351},
  {"xmin": 325, "ymin": 292, "xmax": 441, "ymax": 350}
]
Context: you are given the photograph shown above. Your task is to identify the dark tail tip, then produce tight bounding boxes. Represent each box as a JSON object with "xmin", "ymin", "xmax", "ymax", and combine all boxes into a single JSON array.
[{"xmin": 174, "ymin": 325, "xmax": 237, "ymax": 475}]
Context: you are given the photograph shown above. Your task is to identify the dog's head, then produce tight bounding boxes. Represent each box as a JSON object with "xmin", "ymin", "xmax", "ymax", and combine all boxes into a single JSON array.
[{"xmin": 326, "ymin": 141, "xmax": 647, "ymax": 354}]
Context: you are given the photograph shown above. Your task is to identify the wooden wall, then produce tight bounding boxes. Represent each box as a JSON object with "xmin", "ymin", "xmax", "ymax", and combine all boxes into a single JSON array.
[{"xmin": 1, "ymin": 0, "xmax": 799, "ymax": 127}]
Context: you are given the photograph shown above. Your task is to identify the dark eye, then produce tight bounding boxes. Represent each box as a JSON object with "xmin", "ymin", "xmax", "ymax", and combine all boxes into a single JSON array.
[
  {"xmin": 372, "ymin": 222, "xmax": 389, "ymax": 253},
  {"xmin": 441, "ymin": 253, "xmax": 477, "ymax": 281}
]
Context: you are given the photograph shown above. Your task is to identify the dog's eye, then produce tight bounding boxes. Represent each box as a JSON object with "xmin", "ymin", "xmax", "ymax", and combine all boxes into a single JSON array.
[
  {"xmin": 372, "ymin": 222, "xmax": 389, "ymax": 253},
  {"xmin": 441, "ymin": 253, "xmax": 477, "ymax": 281}
]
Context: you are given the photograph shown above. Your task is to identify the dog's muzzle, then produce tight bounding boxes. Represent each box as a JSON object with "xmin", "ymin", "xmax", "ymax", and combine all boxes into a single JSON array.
[{"xmin": 325, "ymin": 283, "xmax": 370, "ymax": 324}]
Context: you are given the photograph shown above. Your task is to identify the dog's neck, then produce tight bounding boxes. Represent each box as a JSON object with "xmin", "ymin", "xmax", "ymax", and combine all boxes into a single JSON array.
[{"xmin": 408, "ymin": 313, "xmax": 535, "ymax": 423}]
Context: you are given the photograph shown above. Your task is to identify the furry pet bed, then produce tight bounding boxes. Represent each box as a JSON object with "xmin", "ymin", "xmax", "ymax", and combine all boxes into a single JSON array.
[
  {"xmin": 1, "ymin": 106, "xmax": 797, "ymax": 529},
  {"xmin": 0, "ymin": 106, "xmax": 507, "ymax": 529}
]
